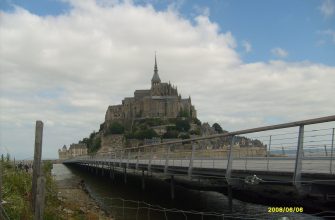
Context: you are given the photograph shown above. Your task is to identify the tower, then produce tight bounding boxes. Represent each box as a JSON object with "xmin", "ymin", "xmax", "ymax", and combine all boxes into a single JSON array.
[{"xmin": 151, "ymin": 54, "xmax": 161, "ymax": 87}]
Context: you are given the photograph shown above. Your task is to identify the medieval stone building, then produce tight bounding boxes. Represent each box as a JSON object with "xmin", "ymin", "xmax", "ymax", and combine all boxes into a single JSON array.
[
  {"xmin": 58, "ymin": 143, "xmax": 87, "ymax": 160},
  {"xmin": 104, "ymin": 56, "xmax": 197, "ymax": 127}
]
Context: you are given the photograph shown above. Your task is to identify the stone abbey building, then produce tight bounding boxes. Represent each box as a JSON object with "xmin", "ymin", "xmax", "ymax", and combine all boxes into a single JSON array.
[{"xmin": 104, "ymin": 56, "xmax": 197, "ymax": 127}]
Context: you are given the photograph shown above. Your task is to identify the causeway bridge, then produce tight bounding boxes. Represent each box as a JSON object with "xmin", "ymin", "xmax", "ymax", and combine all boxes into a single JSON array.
[{"xmin": 64, "ymin": 115, "xmax": 335, "ymax": 211}]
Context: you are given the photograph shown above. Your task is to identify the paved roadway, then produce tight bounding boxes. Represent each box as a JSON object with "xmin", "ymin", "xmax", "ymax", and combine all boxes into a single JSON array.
[{"xmin": 89, "ymin": 157, "xmax": 335, "ymax": 175}]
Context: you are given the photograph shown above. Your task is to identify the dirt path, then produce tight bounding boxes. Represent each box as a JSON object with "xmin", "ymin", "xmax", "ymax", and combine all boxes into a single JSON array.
[{"xmin": 56, "ymin": 179, "xmax": 114, "ymax": 220}]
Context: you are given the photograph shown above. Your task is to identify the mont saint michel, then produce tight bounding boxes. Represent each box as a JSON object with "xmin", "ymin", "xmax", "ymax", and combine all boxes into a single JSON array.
[
  {"xmin": 104, "ymin": 55, "xmax": 197, "ymax": 128},
  {"xmin": 59, "ymin": 56, "xmax": 267, "ymax": 159},
  {"xmin": 59, "ymin": 56, "xmax": 202, "ymax": 158}
]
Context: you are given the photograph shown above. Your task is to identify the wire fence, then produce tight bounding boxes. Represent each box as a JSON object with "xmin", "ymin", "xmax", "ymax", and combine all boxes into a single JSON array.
[{"xmin": 54, "ymin": 194, "xmax": 335, "ymax": 220}]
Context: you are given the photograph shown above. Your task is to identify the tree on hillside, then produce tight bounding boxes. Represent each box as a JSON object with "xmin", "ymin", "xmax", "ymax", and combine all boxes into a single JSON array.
[
  {"xmin": 79, "ymin": 131, "xmax": 101, "ymax": 153},
  {"xmin": 107, "ymin": 122, "xmax": 124, "ymax": 134},
  {"xmin": 134, "ymin": 128, "xmax": 159, "ymax": 140},
  {"xmin": 163, "ymin": 130, "xmax": 179, "ymax": 138},
  {"xmin": 193, "ymin": 117, "xmax": 201, "ymax": 126},
  {"xmin": 178, "ymin": 108, "xmax": 190, "ymax": 118},
  {"xmin": 212, "ymin": 123, "xmax": 224, "ymax": 133},
  {"xmin": 176, "ymin": 118, "xmax": 190, "ymax": 132}
]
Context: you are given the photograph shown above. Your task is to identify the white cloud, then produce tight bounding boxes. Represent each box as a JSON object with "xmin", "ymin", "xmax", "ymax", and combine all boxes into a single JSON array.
[
  {"xmin": 318, "ymin": 29, "xmax": 335, "ymax": 44},
  {"xmin": 1, "ymin": 0, "xmax": 334, "ymax": 159},
  {"xmin": 193, "ymin": 5, "xmax": 210, "ymax": 17},
  {"xmin": 271, "ymin": 47, "xmax": 288, "ymax": 58},
  {"xmin": 242, "ymin": 40, "xmax": 252, "ymax": 53},
  {"xmin": 319, "ymin": 0, "xmax": 335, "ymax": 18}
]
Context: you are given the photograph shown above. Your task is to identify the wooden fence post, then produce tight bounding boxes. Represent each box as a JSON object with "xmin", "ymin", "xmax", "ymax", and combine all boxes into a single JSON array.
[
  {"xmin": 34, "ymin": 176, "xmax": 46, "ymax": 220},
  {"xmin": 31, "ymin": 120, "xmax": 44, "ymax": 219}
]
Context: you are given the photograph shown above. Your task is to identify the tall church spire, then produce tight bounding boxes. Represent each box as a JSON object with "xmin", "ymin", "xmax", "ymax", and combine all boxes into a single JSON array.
[
  {"xmin": 151, "ymin": 53, "xmax": 161, "ymax": 86},
  {"xmin": 154, "ymin": 53, "xmax": 158, "ymax": 73}
]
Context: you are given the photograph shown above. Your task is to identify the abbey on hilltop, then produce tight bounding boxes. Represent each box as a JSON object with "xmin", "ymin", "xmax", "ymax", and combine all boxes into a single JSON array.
[
  {"xmin": 104, "ymin": 55, "xmax": 197, "ymax": 127},
  {"xmin": 58, "ymin": 56, "xmax": 267, "ymax": 159}
]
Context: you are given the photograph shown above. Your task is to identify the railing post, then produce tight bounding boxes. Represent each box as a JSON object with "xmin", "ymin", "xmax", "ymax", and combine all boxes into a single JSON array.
[
  {"xmin": 226, "ymin": 135, "xmax": 235, "ymax": 184},
  {"xmin": 164, "ymin": 145, "xmax": 170, "ymax": 174},
  {"xmin": 119, "ymin": 149, "xmax": 122, "ymax": 167},
  {"xmin": 188, "ymin": 142, "xmax": 195, "ymax": 178},
  {"xmin": 266, "ymin": 135, "xmax": 272, "ymax": 171},
  {"xmin": 136, "ymin": 147, "xmax": 140, "ymax": 170},
  {"xmin": 330, "ymin": 128, "xmax": 334, "ymax": 174},
  {"xmin": 245, "ymin": 143, "xmax": 248, "ymax": 170},
  {"xmin": 127, "ymin": 150, "xmax": 130, "ymax": 169},
  {"xmin": 112, "ymin": 152, "xmax": 116, "ymax": 167},
  {"xmin": 293, "ymin": 125, "xmax": 304, "ymax": 188},
  {"xmin": 148, "ymin": 147, "xmax": 153, "ymax": 173}
]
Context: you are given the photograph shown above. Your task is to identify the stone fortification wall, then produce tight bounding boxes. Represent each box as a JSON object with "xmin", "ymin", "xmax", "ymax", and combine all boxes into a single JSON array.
[{"xmin": 99, "ymin": 134, "xmax": 124, "ymax": 153}]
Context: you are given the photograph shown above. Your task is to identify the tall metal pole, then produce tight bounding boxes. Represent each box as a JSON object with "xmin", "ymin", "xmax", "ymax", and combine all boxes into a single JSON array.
[
  {"xmin": 226, "ymin": 136, "xmax": 235, "ymax": 184},
  {"xmin": 330, "ymin": 128, "xmax": 334, "ymax": 174},
  {"xmin": 293, "ymin": 125, "xmax": 304, "ymax": 188}
]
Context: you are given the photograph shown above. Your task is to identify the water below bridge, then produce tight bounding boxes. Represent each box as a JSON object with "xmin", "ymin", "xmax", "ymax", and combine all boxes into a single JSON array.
[{"xmin": 52, "ymin": 164, "xmax": 322, "ymax": 220}]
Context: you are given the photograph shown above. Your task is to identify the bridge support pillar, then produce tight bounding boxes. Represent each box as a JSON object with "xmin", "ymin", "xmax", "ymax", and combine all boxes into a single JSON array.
[
  {"xmin": 170, "ymin": 175, "xmax": 175, "ymax": 200},
  {"xmin": 293, "ymin": 125, "xmax": 304, "ymax": 189}
]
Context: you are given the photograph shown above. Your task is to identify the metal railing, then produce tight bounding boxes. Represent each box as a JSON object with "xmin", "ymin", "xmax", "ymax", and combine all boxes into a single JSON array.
[{"xmin": 65, "ymin": 115, "xmax": 335, "ymax": 187}]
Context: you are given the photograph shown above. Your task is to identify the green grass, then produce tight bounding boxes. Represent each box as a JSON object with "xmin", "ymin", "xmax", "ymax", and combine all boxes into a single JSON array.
[
  {"xmin": 1, "ymin": 160, "xmax": 62, "ymax": 220},
  {"xmin": 2, "ymin": 162, "xmax": 33, "ymax": 219}
]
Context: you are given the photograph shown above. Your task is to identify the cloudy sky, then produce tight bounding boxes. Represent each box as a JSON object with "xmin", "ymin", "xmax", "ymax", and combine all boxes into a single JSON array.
[{"xmin": 1, "ymin": 0, "xmax": 334, "ymax": 159}]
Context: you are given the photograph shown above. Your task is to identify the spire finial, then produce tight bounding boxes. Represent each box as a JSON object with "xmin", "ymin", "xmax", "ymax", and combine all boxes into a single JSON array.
[{"xmin": 151, "ymin": 52, "xmax": 161, "ymax": 85}]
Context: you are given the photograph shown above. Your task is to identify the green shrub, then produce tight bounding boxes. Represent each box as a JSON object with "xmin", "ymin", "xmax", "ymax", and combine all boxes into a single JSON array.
[
  {"xmin": 134, "ymin": 128, "xmax": 158, "ymax": 140},
  {"xmin": 179, "ymin": 133, "xmax": 190, "ymax": 139},
  {"xmin": 175, "ymin": 119, "xmax": 190, "ymax": 132},
  {"xmin": 106, "ymin": 122, "xmax": 124, "ymax": 134}
]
